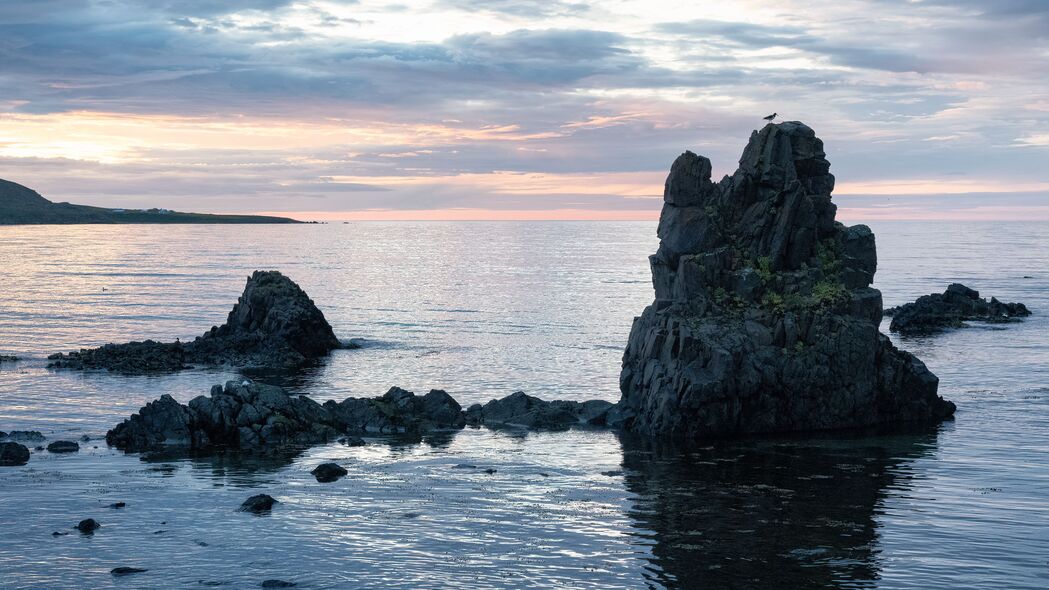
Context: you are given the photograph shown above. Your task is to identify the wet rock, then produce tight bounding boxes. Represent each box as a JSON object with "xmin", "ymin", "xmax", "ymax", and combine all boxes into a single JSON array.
[
  {"xmin": 47, "ymin": 440, "xmax": 80, "ymax": 453},
  {"xmin": 474, "ymin": 391, "xmax": 613, "ymax": 429},
  {"xmin": 111, "ymin": 567, "xmax": 147, "ymax": 576},
  {"xmin": 48, "ymin": 271, "xmax": 342, "ymax": 373},
  {"xmin": 76, "ymin": 518, "xmax": 101, "ymax": 534},
  {"xmin": 3, "ymin": 430, "xmax": 45, "ymax": 442},
  {"xmin": 483, "ymin": 468, "xmax": 497, "ymax": 474},
  {"xmin": 311, "ymin": 462, "xmax": 348, "ymax": 482},
  {"xmin": 52, "ymin": 531, "xmax": 69, "ymax": 536},
  {"xmin": 324, "ymin": 387, "xmax": 465, "ymax": 435},
  {"xmin": 887, "ymin": 283, "xmax": 1031, "ymax": 334},
  {"xmin": 109, "ymin": 502, "xmax": 126, "ymax": 509},
  {"xmin": 80, "ymin": 435, "xmax": 91, "ymax": 442},
  {"xmin": 261, "ymin": 581, "xmax": 296, "ymax": 588},
  {"xmin": 338, "ymin": 436, "xmax": 366, "ymax": 446},
  {"xmin": 0, "ymin": 442, "xmax": 30, "ymax": 466},
  {"xmin": 617, "ymin": 121, "xmax": 955, "ymax": 438},
  {"xmin": 240, "ymin": 494, "xmax": 277, "ymax": 513},
  {"xmin": 0, "ymin": 355, "xmax": 18, "ymax": 362}
]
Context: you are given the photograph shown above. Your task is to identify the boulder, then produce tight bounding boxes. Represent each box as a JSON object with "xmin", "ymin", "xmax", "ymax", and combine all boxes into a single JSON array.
[
  {"xmin": 616, "ymin": 122, "xmax": 955, "ymax": 438},
  {"xmin": 473, "ymin": 391, "xmax": 614, "ymax": 429},
  {"xmin": 76, "ymin": 518, "xmax": 101, "ymax": 534},
  {"xmin": 48, "ymin": 271, "xmax": 343, "ymax": 373},
  {"xmin": 311, "ymin": 462, "xmax": 348, "ymax": 482},
  {"xmin": 0, "ymin": 442, "xmax": 30, "ymax": 466},
  {"xmin": 240, "ymin": 494, "xmax": 277, "ymax": 513},
  {"xmin": 47, "ymin": 440, "xmax": 80, "ymax": 453},
  {"xmin": 323, "ymin": 387, "xmax": 465, "ymax": 435},
  {"xmin": 887, "ymin": 283, "xmax": 1031, "ymax": 334}
]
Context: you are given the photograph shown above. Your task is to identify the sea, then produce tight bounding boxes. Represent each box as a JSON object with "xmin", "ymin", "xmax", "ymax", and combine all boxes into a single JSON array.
[{"xmin": 0, "ymin": 221, "xmax": 1046, "ymax": 589}]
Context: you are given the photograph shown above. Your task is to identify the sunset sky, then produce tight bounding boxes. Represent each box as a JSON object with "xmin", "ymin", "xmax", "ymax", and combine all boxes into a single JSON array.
[{"xmin": 0, "ymin": 0, "xmax": 1046, "ymax": 220}]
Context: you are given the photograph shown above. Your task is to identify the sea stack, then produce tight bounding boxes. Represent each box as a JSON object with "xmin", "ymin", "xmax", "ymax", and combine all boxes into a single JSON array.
[{"xmin": 616, "ymin": 122, "xmax": 955, "ymax": 437}]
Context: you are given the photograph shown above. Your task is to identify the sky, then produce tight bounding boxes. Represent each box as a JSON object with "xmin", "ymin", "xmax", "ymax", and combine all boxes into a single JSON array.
[{"xmin": 0, "ymin": 0, "xmax": 1046, "ymax": 221}]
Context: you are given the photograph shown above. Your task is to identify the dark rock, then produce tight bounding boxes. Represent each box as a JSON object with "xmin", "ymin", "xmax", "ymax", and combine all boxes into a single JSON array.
[
  {"xmin": 0, "ymin": 442, "xmax": 30, "ymax": 466},
  {"xmin": 0, "ymin": 355, "xmax": 18, "ymax": 362},
  {"xmin": 109, "ymin": 502, "xmax": 126, "ymax": 509},
  {"xmin": 108, "ymin": 382, "xmax": 468, "ymax": 453},
  {"xmin": 111, "ymin": 567, "xmax": 148, "ymax": 576},
  {"xmin": 261, "ymin": 581, "xmax": 296, "ymax": 588},
  {"xmin": 311, "ymin": 462, "xmax": 348, "ymax": 482},
  {"xmin": 4, "ymin": 430, "xmax": 45, "ymax": 442},
  {"xmin": 617, "ymin": 122, "xmax": 955, "ymax": 438},
  {"xmin": 240, "ymin": 494, "xmax": 277, "ymax": 513},
  {"xmin": 52, "ymin": 531, "xmax": 69, "ymax": 536},
  {"xmin": 48, "ymin": 271, "xmax": 341, "ymax": 373},
  {"xmin": 452, "ymin": 463, "xmax": 478, "ymax": 469},
  {"xmin": 887, "ymin": 283, "xmax": 1031, "ymax": 334},
  {"xmin": 80, "ymin": 435, "xmax": 91, "ymax": 442},
  {"xmin": 76, "ymin": 518, "xmax": 101, "ymax": 534},
  {"xmin": 483, "ymin": 468, "xmax": 497, "ymax": 474},
  {"xmin": 47, "ymin": 440, "xmax": 80, "ymax": 453},
  {"xmin": 338, "ymin": 436, "xmax": 366, "ymax": 446},
  {"xmin": 475, "ymin": 391, "xmax": 613, "ymax": 429}
]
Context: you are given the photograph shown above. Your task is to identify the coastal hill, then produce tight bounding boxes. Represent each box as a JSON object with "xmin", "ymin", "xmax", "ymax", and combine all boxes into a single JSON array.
[{"xmin": 0, "ymin": 178, "xmax": 300, "ymax": 224}]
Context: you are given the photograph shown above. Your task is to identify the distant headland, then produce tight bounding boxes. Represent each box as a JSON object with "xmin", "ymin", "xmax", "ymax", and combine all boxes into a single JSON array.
[{"xmin": 0, "ymin": 178, "xmax": 301, "ymax": 224}]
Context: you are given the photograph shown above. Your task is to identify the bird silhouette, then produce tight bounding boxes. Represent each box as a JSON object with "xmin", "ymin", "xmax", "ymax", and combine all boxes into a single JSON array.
[{"xmin": 763, "ymin": 112, "xmax": 777, "ymax": 122}]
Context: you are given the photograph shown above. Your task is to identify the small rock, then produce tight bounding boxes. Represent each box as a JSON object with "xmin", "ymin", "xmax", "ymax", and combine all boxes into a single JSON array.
[
  {"xmin": 310, "ymin": 463, "xmax": 348, "ymax": 483},
  {"xmin": 0, "ymin": 441, "xmax": 30, "ymax": 466},
  {"xmin": 6, "ymin": 431, "xmax": 45, "ymax": 442},
  {"xmin": 240, "ymin": 494, "xmax": 277, "ymax": 513},
  {"xmin": 483, "ymin": 468, "xmax": 497, "ymax": 474},
  {"xmin": 261, "ymin": 581, "xmax": 296, "ymax": 588},
  {"xmin": 52, "ymin": 531, "xmax": 69, "ymax": 537},
  {"xmin": 47, "ymin": 440, "xmax": 80, "ymax": 453},
  {"xmin": 452, "ymin": 463, "xmax": 478, "ymax": 469},
  {"xmin": 76, "ymin": 518, "xmax": 101, "ymax": 534},
  {"xmin": 153, "ymin": 530, "xmax": 166, "ymax": 534},
  {"xmin": 80, "ymin": 435, "xmax": 91, "ymax": 442},
  {"xmin": 109, "ymin": 502, "xmax": 126, "ymax": 509},
  {"xmin": 111, "ymin": 567, "xmax": 147, "ymax": 576},
  {"xmin": 601, "ymin": 470, "xmax": 624, "ymax": 477},
  {"xmin": 338, "ymin": 436, "xmax": 366, "ymax": 446}
]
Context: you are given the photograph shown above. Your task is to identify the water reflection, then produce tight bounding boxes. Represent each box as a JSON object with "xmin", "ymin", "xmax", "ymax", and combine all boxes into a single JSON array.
[{"xmin": 619, "ymin": 428, "xmax": 942, "ymax": 589}]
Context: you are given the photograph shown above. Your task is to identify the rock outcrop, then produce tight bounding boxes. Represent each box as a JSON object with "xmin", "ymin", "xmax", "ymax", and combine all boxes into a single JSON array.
[
  {"xmin": 616, "ymin": 122, "xmax": 955, "ymax": 437},
  {"xmin": 887, "ymin": 283, "xmax": 1031, "ymax": 334},
  {"xmin": 49, "ymin": 271, "xmax": 344, "ymax": 372},
  {"xmin": 465, "ymin": 392, "xmax": 613, "ymax": 429},
  {"xmin": 106, "ymin": 381, "xmax": 466, "ymax": 452}
]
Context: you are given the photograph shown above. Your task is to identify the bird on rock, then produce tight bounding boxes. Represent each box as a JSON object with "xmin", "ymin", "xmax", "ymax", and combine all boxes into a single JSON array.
[{"xmin": 763, "ymin": 112, "xmax": 777, "ymax": 122}]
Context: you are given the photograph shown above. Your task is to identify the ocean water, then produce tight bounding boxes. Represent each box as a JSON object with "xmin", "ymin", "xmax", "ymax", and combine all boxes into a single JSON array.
[{"xmin": 0, "ymin": 221, "xmax": 1046, "ymax": 589}]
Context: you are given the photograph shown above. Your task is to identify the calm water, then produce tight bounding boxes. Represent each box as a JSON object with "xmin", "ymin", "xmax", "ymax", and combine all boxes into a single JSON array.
[{"xmin": 0, "ymin": 221, "xmax": 1046, "ymax": 589}]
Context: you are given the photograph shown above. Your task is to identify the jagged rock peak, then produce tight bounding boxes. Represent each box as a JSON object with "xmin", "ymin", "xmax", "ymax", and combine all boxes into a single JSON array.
[{"xmin": 617, "ymin": 122, "xmax": 955, "ymax": 438}]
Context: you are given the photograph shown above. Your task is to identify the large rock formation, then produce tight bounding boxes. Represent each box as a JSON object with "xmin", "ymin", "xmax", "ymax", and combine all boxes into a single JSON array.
[
  {"xmin": 616, "ymin": 122, "xmax": 955, "ymax": 437},
  {"xmin": 887, "ymin": 283, "xmax": 1031, "ymax": 334},
  {"xmin": 49, "ymin": 271, "xmax": 344, "ymax": 372}
]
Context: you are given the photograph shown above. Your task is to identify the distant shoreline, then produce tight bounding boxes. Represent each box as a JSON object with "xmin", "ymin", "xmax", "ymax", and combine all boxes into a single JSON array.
[{"xmin": 0, "ymin": 177, "xmax": 302, "ymax": 225}]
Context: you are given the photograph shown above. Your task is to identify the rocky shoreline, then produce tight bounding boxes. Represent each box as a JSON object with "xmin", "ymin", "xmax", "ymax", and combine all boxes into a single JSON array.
[
  {"xmin": 887, "ymin": 283, "xmax": 1031, "ymax": 334},
  {"xmin": 48, "ymin": 270, "xmax": 349, "ymax": 373}
]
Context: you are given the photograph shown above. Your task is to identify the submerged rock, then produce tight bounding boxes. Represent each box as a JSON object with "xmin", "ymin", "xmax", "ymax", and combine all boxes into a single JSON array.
[
  {"xmin": 47, "ymin": 440, "xmax": 80, "ymax": 453},
  {"xmin": 111, "ymin": 567, "xmax": 148, "ymax": 576},
  {"xmin": 107, "ymin": 382, "xmax": 467, "ymax": 452},
  {"xmin": 617, "ymin": 122, "xmax": 955, "ymax": 438},
  {"xmin": 311, "ymin": 462, "xmax": 348, "ymax": 482},
  {"xmin": 0, "ymin": 441, "xmax": 30, "ymax": 466},
  {"xmin": 76, "ymin": 518, "xmax": 101, "ymax": 534},
  {"xmin": 240, "ymin": 494, "xmax": 277, "ymax": 513},
  {"xmin": 3, "ymin": 430, "xmax": 45, "ymax": 442},
  {"xmin": 887, "ymin": 283, "xmax": 1031, "ymax": 334},
  {"xmin": 48, "ymin": 271, "xmax": 343, "ymax": 373},
  {"xmin": 0, "ymin": 355, "xmax": 19, "ymax": 362},
  {"xmin": 261, "ymin": 581, "xmax": 297, "ymax": 588}
]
